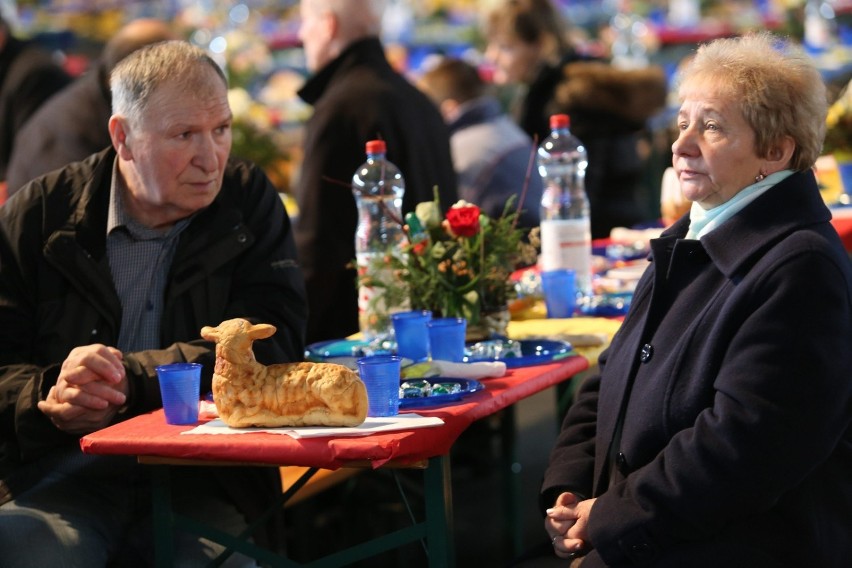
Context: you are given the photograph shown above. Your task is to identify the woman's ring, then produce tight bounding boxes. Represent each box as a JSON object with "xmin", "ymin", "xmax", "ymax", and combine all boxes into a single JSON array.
[{"xmin": 551, "ymin": 534, "xmax": 559, "ymax": 546}]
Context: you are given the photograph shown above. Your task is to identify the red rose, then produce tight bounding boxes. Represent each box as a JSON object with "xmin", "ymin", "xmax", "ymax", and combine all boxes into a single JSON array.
[{"xmin": 446, "ymin": 205, "xmax": 481, "ymax": 237}]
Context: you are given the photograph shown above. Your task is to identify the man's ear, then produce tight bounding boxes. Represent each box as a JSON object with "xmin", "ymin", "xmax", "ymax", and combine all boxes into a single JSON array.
[{"xmin": 108, "ymin": 115, "xmax": 133, "ymax": 160}]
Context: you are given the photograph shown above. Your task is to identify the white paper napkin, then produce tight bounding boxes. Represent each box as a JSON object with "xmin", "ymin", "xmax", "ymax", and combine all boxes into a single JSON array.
[{"xmin": 180, "ymin": 413, "xmax": 444, "ymax": 439}]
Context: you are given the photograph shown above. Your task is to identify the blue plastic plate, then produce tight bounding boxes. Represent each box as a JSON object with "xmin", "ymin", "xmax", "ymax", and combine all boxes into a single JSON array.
[
  {"xmin": 399, "ymin": 378, "xmax": 484, "ymax": 409},
  {"xmin": 305, "ymin": 338, "xmax": 373, "ymax": 359},
  {"xmin": 465, "ymin": 339, "xmax": 573, "ymax": 368},
  {"xmin": 304, "ymin": 338, "xmax": 386, "ymax": 369}
]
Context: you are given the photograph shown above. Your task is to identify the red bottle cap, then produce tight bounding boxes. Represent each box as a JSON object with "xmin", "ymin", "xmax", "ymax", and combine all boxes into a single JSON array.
[
  {"xmin": 365, "ymin": 140, "xmax": 387, "ymax": 155},
  {"xmin": 549, "ymin": 114, "xmax": 570, "ymax": 129}
]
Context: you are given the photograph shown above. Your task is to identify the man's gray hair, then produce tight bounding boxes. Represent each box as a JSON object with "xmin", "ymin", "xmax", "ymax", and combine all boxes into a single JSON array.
[{"xmin": 110, "ymin": 40, "xmax": 227, "ymax": 126}]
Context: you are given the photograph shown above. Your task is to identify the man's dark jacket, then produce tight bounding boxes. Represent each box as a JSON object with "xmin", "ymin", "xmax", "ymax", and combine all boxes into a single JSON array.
[
  {"xmin": 0, "ymin": 148, "xmax": 308, "ymax": 549},
  {"xmin": 542, "ymin": 171, "xmax": 852, "ymax": 567},
  {"xmin": 296, "ymin": 37, "xmax": 458, "ymax": 343}
]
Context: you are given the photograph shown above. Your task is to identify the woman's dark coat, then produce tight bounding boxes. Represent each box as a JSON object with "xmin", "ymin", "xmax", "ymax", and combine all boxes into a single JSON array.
[{"xmin": 542, "ymin": 171, "xmax": 852, "ymax": 567}]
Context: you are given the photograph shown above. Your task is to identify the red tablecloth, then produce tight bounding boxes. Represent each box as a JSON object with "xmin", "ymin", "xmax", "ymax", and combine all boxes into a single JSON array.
[
  {"xmin": 80, "ymin": 356, "xmax": 588, "ymax": 470},
  {"xmin": 831, "ymin": 208, "xmax": 852, "ymax": 252}
]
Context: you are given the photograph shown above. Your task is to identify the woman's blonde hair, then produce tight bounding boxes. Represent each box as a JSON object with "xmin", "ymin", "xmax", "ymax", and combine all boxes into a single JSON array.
[{"xmin": 677, "ymin": 32, "xmax": 827, "ymax": 171}]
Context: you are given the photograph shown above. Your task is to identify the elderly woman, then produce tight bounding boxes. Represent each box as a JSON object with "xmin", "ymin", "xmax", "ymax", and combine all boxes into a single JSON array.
[{"xmin": 538, "ymin": 33, "xmax": 852, "ymax": 567}]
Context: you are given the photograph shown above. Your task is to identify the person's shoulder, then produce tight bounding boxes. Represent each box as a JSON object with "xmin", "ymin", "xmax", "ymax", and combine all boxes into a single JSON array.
[
  {"xmin": 221, "ymin": 157, "xmax": 280, "ymax": 200},
  {"xmin": 1, "ymin": 154, "xmax": 99, "ymax": 227}
]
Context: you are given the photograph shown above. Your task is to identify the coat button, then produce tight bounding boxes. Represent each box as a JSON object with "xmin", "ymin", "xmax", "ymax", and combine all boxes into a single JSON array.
[
  {"xmin": 616, "ymin": 452, "xmax": 628, "ymax": 473},
  {"xmin": 632, "ymin": 542, "xmax": 651, "ymax": 557},
  {"xmin": 639, "ymin": 343, "xmax": 653, "ymax": 363}
]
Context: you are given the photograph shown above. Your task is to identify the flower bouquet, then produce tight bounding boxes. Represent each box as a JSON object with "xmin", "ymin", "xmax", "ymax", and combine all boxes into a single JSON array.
[{"xmin": 358, "ymin": 189, "xmax": 539, "ymax": 339}]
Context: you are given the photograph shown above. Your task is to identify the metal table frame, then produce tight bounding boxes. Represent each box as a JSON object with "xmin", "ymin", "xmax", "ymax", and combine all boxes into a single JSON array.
[{"xmin": 147, "ymin": 455, "xmax": 455, "ymax": 568}]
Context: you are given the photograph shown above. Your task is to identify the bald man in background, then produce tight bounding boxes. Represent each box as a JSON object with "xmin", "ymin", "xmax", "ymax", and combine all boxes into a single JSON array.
[
  {"xmin": 294, "ymin": 0, "xmax": 458, "ymax": 343},
  {"xmin": 5, "ymin": 18, "xmax": 175, "ymax": 196}
]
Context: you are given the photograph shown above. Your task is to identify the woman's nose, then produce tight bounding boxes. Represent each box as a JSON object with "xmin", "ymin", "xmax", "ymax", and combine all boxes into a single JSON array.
[{"xmin": 672, "ymin": 127, "xmax": 696, "ymax": 157}]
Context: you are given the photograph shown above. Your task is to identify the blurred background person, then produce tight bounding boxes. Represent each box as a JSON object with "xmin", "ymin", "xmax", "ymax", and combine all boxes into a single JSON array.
[
  {"xmin": 0, "ymin": 13, "xmax": 72, "ymax": 200},
  {"xmin": 4, "ymin": 18, "xmax": 176, "ymax": 196},
  {"xmin": 294, "ymin": 0, "xmax": 457, "ymax": 344},
  {"xmin": 537, "ymin": 33, "xmax": 851, "ymax": 567},
  {"xmin": 416, "ymin": 56, "xmax": 543, "ymax": 229},
  {"xmin": 483, "ymin": 0, "xmax": 667, "ymax": 238}
]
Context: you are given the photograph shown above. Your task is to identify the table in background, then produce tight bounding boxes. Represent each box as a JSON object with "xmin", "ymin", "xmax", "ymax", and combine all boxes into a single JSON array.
[
  {"xmin": 830, "ymin": 206, "xmax": 852, "ymax": 253},
  {"xmin": 80, "ymin": 356, "xmax": 588, "ymax": 567}
]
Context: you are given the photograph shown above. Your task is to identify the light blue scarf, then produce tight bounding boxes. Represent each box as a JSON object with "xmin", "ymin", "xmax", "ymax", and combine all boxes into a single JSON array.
[{"xmin": 686, "ymin": 170, "xmax": 793, "ymax": 240}]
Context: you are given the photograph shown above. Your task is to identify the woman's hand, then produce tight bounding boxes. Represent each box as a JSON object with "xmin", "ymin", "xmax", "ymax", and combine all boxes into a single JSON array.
[{"xmin": 546, "ymin": 492, "xmax": 596, "ymax": 557}]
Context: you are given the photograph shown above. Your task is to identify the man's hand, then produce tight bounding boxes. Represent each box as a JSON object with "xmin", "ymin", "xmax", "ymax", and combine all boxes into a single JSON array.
[{"xmin": 36, "ymin": 344, "xmax": 128, "ymax": 434}]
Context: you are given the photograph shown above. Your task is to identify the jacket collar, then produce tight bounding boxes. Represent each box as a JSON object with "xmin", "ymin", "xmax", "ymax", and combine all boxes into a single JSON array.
[
  {"xmin": 447, "ymin": 96, "xmax": 504, "ymax": 134},
  {"xmin": 654, "ymin": 170, "xmax": 831, "ymax": 278},
  {"xmin": 297, "ymin": 37, "xmax": 389, "ymax": 105}
]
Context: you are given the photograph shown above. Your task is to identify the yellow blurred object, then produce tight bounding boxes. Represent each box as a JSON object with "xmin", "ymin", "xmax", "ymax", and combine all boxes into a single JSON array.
[
  {"xmin": 507, "ymin": 314, "xmax": 622, "ymax": 365},
  {"xmin": 280, "ymin": 192, "xmax": 299, "ymax": 219},
  {"xmin": 814, "ymin": 154, "xmax": 846, "ymax": 206}
]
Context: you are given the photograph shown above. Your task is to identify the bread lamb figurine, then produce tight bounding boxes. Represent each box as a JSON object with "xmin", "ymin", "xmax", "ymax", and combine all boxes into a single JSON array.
[{"xmin": 200, "ymin": 318, "xmax": 368, "ymax": 428}]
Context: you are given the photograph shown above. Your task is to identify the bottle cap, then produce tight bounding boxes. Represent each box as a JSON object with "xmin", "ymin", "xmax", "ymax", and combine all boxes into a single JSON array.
[
  {"xmin": 549, "ymin": 114, "xmax": 570, "ymax": 129},
  {"xmin": 366, "ymin": 140, "xmax": 387, "ymax": 155}
]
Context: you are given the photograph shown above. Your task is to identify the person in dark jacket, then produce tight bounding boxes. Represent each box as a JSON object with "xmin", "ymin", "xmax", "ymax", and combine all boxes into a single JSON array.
[
  {"xmin": 483, "ymin": 0, "xmax": 667, "ymax": 238},
  {"xmin": 416, "ymin": 56, "xmax": 543, "ymax": 229},
  {"xmin": 0, "ymin": 40, "xmax": 307, "ymax": 567},
  {"xmin": 5, "ymin": 18, "xmax": 175, "ymax": 196},
  {"xmin": 0, "ymin": 14, "xmax": 72, "ymax": 190},
  {"xmin": 295, "ymin": 0, "xmax": 458, "ymax": 344},
  {"xmin": 535, "ymin": 33, "xmax": 852, "ymax": 567}
]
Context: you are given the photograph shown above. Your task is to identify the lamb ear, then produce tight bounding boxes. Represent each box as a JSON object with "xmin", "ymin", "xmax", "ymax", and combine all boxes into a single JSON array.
[
  {"xmin": 200, "ymin": 326, "xmax": 219, "ymax": 342},
  {"xmin": 247, "ymin": 323, "xmax": 277, "ymax": 340}
]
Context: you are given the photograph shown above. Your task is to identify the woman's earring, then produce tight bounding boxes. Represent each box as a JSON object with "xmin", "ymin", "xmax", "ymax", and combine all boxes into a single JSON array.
[{"xmin": 755, "ymin": 172, "xmax": 766, "ymax": 182}]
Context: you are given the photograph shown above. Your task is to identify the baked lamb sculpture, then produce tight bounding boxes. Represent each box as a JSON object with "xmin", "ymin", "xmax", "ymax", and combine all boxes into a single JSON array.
[{"xmin": 200, "ymin": 318, "xmax": 368, "ymax": 428}]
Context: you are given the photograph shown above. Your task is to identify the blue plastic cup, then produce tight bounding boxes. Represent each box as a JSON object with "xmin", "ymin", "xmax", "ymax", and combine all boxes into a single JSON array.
[
  {"xmin": 356, "ymin": 355, "xmax": 401, "ymax": 417},
  {"xmin": 427, "ymin": 317, "xmax": 467, "ymax": 362},
  {"xmin": 155, "ymin": 363, "xmax": 202, "ymax": 425},
  {"xmin": 391, "ymin": 310, "xmax": 432, "ymax": 362},
  {"xmin": 541, "ymin": 269, "xmax": 577, "ymax": 318}
]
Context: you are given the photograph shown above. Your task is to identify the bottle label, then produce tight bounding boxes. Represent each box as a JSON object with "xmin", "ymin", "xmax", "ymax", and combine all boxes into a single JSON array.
[{"xmin": 539, "ymin": 219, "xmax": 592, "ymax": 293}]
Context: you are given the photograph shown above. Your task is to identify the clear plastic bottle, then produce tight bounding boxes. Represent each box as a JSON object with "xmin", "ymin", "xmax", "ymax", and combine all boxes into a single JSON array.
[
  {"xmin": 352, "ymin": 139, "xmax": 407, "ymax": 341},
  {"xmin": 537, "ymin": 114, "xmax": 593, "ymax": 298}
]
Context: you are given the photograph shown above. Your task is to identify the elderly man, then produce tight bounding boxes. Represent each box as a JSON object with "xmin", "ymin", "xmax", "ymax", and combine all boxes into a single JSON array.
[
  {"xmin": 294, "ymin": 0, "xmax": 458, "ymax": 343},
  {"xmin": 0, "ymin": 40, "xmax": 306, "ymax": 566}
]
